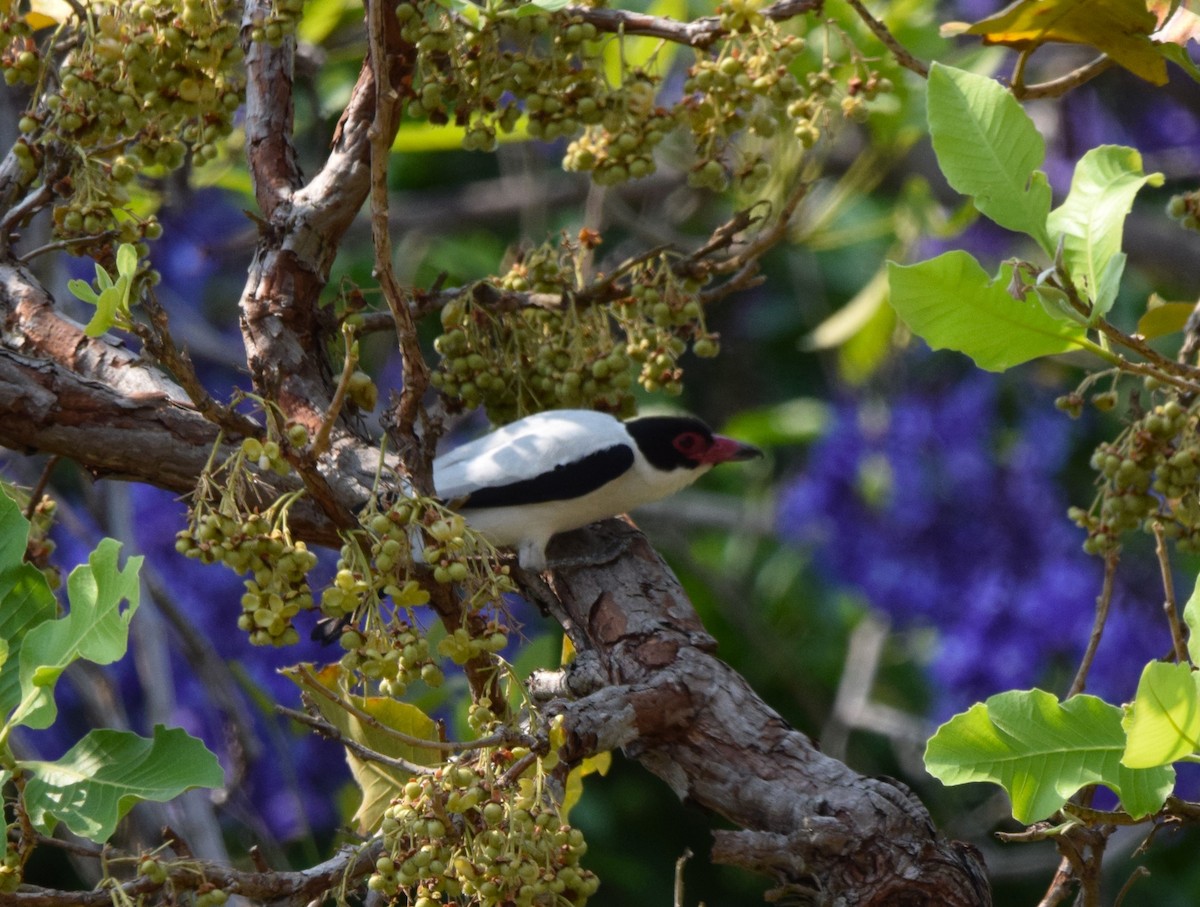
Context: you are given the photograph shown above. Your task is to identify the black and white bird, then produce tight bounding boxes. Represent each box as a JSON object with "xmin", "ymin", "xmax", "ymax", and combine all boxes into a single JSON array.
[{"xmin": 433, "ymin": 409, "xmax": 761, "ymax": 570}]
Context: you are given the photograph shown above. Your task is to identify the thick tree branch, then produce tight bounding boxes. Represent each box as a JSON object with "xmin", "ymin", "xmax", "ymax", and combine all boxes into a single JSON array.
[
  {"xmin": 3, "ymin": 838, "xmax": 384, "ymax": 907},
  {"xmin": 540, "ymin": 521, "xmax": 991, "ymax": 905}
]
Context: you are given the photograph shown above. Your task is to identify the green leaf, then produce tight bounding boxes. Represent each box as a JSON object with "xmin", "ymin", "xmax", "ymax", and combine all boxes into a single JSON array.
[
  {"xmin": 66, "ymin": 278, "xmax": 100, "ymax": 306},
  {"xmin": 1032, "ymin": 283, "xmax": 1086, "ymax": 324},
  {"xmin": 1091, "ymin": 251, "xmax": 1126, "ymax": 322},
  {"xmin": 283, "ymin": 665, "xmax": 440, "ymax": 833},
  {"xmin": 926, "ymin": 63, "xmax": 1053, "ymax": 252},
  {"xmin": 82, "ymin": 286, "xmax": 122, "ymax": 337},
  {"xmin": 887, "ymin": 252, "xmax": 1091, "ymax": 371},
  {"xmin": 0, "ymin": 494, "xmax": 57, "ymax": 724},
  {"xmin": 1182, "ymin": 572, "xmax": 1200, "ymax": 666},
  {"xmin": 1157, "ymin": 41, "xmax": 1200, "ymax": 84},
  {"xmin": 12, "ymin": 538, "xmax": 141, "ymax": 730},
  {"xmin": 1122, "ymin": 661, "xmax": 1200, "ymax": 768},
  {"xmin": 94, "ymin": 261, "xmax": 114, "ymax": 292},
  {"xmin": 925, "ymin": 689, "xmax": 1174, "ymax": 823},
  {"xmin": 1046, "ymin": 145, "xmax": 1163, "ymax": 320},
  {"xmin": 115, "ymin": 242, "xmax": 138, "ymax": 279},
  {"xmin": 20, "ymin": 725, "xmax": 224, "ymax": 842}
]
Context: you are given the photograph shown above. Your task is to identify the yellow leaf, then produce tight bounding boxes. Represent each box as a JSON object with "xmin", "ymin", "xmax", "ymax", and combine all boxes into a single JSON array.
[
  {"xmin": 26, "ymin": 0, "xmax": 80, "ymax": 27},
  {"xmin": 561, "ymin": 751, "xmax": 611, "ymax": 820},
  {"xmin": 560, "ymin": 633, "xmax": 576, "ymax": 665},
  {"xmin": 1137, "ymin": 296, "xmax": 1195, "ymax": 339},
  {"xmin": 964, "ymin": 0, "xmax": 1167, "ymax": 84},
  {"xmin": 392, "ymin": 117, "xmax": 529, "ymax": 152},
  {"xmin": 282, "ymin": 664, "xmax": 441, "ymax": 832}
]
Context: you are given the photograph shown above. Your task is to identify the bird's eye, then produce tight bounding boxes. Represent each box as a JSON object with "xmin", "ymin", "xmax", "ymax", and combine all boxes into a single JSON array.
[{"xmin": 673, "ymin": 432, "xmax": 706, "ymax": 455}]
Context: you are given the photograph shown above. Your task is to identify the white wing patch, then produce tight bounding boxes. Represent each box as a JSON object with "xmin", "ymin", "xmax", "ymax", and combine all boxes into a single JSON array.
[{"xmin": 433, "ymin": 410, "xmax": 628, "ymax": 501}]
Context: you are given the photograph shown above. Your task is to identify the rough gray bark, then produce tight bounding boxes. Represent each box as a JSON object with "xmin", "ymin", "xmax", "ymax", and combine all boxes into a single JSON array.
[{"xmin": 543, "ymin": 522, "xmax": 990, "ymax": 905}]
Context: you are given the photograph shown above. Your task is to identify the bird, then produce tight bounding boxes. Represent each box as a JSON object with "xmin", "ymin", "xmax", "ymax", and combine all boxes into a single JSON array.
[{"xmin": 433, "ymin": 409, "xmax": 762, "ymax": 570}]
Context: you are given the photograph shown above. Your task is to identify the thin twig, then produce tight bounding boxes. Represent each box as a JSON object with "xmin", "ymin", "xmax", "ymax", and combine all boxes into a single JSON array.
[
  {"xmin": 1114, "ymin": 867, "xmax": 1151, "ymax": 907},
  {"xmin": 1010, "ymin": 48, "xmax": 1032, "ymax": 96},
  {"xmin": 22, "ymin": 456, "xmax": 58, "ymax": 521},
  {"xmin": 277, "ymin": 704, "xmax": 437, "ymax": 775},
  {"xmin": 674, "ymin": 848, "xmax": 693, "ymax": 907},
  {"xmin": 366, "ymin": 0, "xmax": 433, "ymax": 491},
  {"xmin": 1069, "ymin": 550, "xmax": 1119, "ymax": 696},
  {"xmin": 1152, "ymin": 522, "xmax": 1189, "ymax": 663},
  {"xmin": 497, "ymin": 749, "xmax": 541, "ymax": 786},
  {"xmin": 2, "ymin": 183, "xmax": 54, "ymax": 245},
  {"xmin": 1014, "ymin": 55, "xmax": 1116, "ymax": 101},
  {"xmin": 312, "ymin": 323, "xmax": 359, "ymax": 458},
  {"xmin": 135, "ymin": 289, "xmax": 261, "ymax": 437},
  {"xmin": 1094, "ymin": 316, "xmax": 1200, "ymax": 385},
  {"xmin": 566, "ymin": 0, "xmax": 823, "ymax": 50},
  {"xmin": 840, "ymin": 0, "xmax": 928, "ymax": 77}
]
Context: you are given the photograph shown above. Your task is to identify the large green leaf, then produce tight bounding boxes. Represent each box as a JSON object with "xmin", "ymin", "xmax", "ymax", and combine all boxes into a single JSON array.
[
  {"xmin": 1122, "ymin": 661, "xmax": 1200, "ymax": 768},
  {"xmin": 0, "ymin": 494, "xmax": 57, "ymax": 723},
  {"xmin": 887, "ymin": 251, "xmax": 1091, "ymax": 371},
  {"xmin": 12, "ymin": 538, "xmax": 142, "ymax": 730},
  {"xmin": 1047, "ymin": 145, "xmax": 1163, "ymax": 321},
  {"xmin": 926, "ymin": 63, "xmax": 1053, "ymax": 252},
  {"xmin": 925, "ymin": 689, "xmax": 1174, "ymax": 823},
  {"xmin": 20, "ymin": 725, "xmax": 224, "ymax": 842}
]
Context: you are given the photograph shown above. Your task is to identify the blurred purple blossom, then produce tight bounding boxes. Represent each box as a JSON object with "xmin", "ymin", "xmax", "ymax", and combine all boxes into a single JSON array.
[{"xmin": 777, "ymin": 370, "xmax": 1163, "ymax": 715}]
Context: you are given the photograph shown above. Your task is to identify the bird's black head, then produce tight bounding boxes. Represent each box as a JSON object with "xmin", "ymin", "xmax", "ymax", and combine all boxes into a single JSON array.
[{"xmin": 626, "ymin": 415, "xmax": 762, "ymax": 471}]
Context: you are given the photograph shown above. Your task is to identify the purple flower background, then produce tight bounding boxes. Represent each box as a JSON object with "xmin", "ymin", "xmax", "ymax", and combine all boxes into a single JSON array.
[{"xmin": 776, "ymin": 371, "xmax": 1165, "ymax": 715}]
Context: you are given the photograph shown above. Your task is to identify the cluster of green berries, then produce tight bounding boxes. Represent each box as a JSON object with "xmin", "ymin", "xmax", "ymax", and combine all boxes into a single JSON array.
[
  {"xmin": 397, "ymin": 0, "xmax": 608, "ymax": 155},
  {"xmin": 175, "ymin": 435, "xmax": 314, "ymax": 646},
  {"xmin": 0, "ymin": 13, "xmax": 37, "ymax": 86},
  {"xmin": 176, "ymin": 509, "xmax": 318, "ymax": 646},
  {"xmin": 682, "ymin": 29, "xmax": 808, "ymax": 191},
  {"xmin": 1168, "ymin": 190, "xmax": 1200, "ymax": 233},
  {"xmin": 1069, "ymin": 389, "xmax": 1200, "ymax": 554},
  {"xmin": 562, "ymin": 73, "xmax": 675, "ymax": 185},
  {"xmin": 438, "ymin": 621, "xmax": 509, "ymax": 668},
  {"xmin": 369, "ymin": 761, "xmax": 598, "ymax": 907},
  {"xmin": 240, "ymin": 435, "xmax": 293, "ymax": 477},
  {"xmin": 323, "ymin": 498, "xmax": 513, "ymax": 693},
  {"xmin": 420, "ymin": 509, "xmax": 517, "ymax": 612},
  {"xmin": 248, "ymin": 0, "xmax": 305, "ymax": 45},
  {"xmin": 321, "ymin": 501, "xmax": 437, "ymax": 693},
  {"xmin": 432, "ymin": 293, "xmax": 638, "ymax": 423},
  {"xmin": 431, "ymin": 239, "xmax": 718, "ymax": 423},
  {"xmin": 339, "ymin": 621, "xmax": 445, "ymax": 699},
  {"xmin": 321, "ymin": 500, "xmax": 430, "ymax": 622},
  {"xmin": 395, "ymin": 0, "xmax": 884, "ymax": 194},
  {"xmin": 619, "ymin": 258, "xmax": 721, "ymax": 394},
  {"xmin": 13, "ymin": 0, "xmax": 243, "ymax": 249}
]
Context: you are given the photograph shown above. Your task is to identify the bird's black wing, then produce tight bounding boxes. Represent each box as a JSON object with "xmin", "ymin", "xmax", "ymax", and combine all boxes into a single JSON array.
[{"xmin": 459, "ymin": 444, "xmax": 635, "ymax": 509}]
